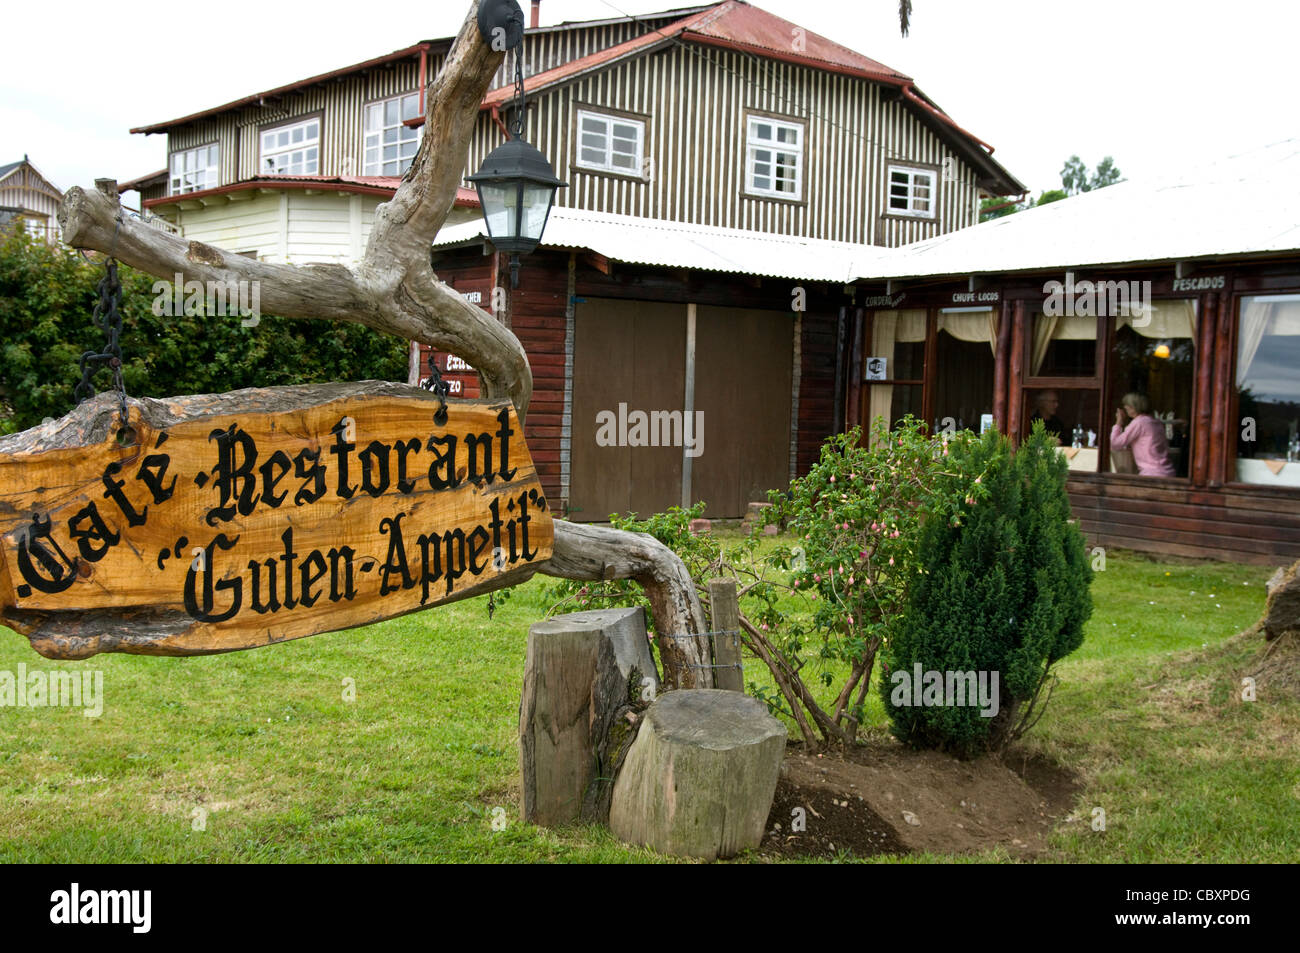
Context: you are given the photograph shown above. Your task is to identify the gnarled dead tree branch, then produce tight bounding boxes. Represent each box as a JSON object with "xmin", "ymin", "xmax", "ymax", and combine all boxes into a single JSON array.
[{"xmin": 55, "ymin": 0, "xmax": 711, "ymax": 687}]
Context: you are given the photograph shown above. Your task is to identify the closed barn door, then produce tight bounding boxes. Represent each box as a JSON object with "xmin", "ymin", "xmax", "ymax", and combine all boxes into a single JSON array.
[
  {"xmin": 693, "ymin": 307, "xmax": 793, "ymax": 517},
  {"xmin": 570, "ymin": 298, "xmax": 687, "ymax": 521}
]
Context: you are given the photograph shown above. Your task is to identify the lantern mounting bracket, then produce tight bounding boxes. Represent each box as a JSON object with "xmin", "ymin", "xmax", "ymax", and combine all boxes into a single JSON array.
[{"xmin": 478, "ymin": 0, "xmax": 526, "ymax": 51}]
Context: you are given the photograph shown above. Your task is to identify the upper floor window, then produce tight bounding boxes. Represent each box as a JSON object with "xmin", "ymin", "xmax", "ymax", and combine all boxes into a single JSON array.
[
  {"xmin": 745, "ymin": 116, "xmax": 803, "ymax": 201},
  {"xmin": 169, "ymin": 144, "xmax": 219, "ymax": 195},
  {"xmin": 261, "ymin": 118, "xmax": 320, "ymax": 176},
  {"xmin": 576, "ymin": 109, "xmax": 644, "ymax": 175},
  {"xmin": 888, "ymin": 165, "xmax": 937, "ymax": 218},
  {"xmin": 364, "ymin": 94, "xmax": 421, "ymax": 176}
]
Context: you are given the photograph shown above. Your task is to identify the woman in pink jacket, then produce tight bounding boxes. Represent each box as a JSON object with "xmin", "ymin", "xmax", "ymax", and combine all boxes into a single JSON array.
[{"xmin": 1111, "ymin": 392, "xmax": 1175, "ymax": 477}]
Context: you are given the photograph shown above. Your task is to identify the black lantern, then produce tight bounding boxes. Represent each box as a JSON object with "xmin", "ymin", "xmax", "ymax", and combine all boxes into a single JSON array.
[{"xmin": 470, "ymin": 0, "xmax": 566, "ymax": 288}]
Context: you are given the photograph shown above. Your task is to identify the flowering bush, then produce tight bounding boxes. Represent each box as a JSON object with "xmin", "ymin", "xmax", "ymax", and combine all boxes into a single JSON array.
[{"xmin": 751, "ymin": 417, "xmax": 986, "ymax": 745}]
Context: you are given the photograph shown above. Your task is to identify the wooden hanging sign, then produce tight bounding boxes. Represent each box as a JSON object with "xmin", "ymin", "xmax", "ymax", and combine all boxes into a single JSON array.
[{"xmin": 0, "ymin": 381, "xmax": 553, "ymax": 660}]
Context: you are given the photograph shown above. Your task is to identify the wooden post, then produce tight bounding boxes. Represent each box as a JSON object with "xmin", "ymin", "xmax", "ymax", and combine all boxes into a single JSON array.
[
  {"xmin": 1192, "ymin": 290, "xmax": 1217, "ymax": 487},
  {"xmin": 1008, "ymin": 299, "xmax": 1026, "ymax": 443},
  {"xmin": 707, "ymin": 577, "xmax": 744, "ymax": 691},
  {"xmin": 682, "ymin": 302, "xmax": 697, "ymax": 509},
  {"xmin": 992, "ymin": 298, "xmax": 1012, "ymax": 430}
]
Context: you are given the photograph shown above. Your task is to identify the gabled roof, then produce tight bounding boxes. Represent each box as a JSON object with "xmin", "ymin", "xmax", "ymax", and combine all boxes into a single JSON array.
[
  {"xmin": 433, "ymin": 205, "xmax": 878, "ymax": 282},
  {"xmin": 850, "ymin": 139, "xmax": 1300, "ymax": 282},
  {"xmin": 480, "ymin": 1, "xmax": 1019, "ymax": 193},
  {"xmin": 483, "ymin": 1, "xmax": 909, "ymax": 109},
  {"xmin": 0, "ymin": 157, "xmax": 63, "ymax": 199},
  {"xmin": 129, "ymin": 7, "xmax": 715, "ymax": 136}
]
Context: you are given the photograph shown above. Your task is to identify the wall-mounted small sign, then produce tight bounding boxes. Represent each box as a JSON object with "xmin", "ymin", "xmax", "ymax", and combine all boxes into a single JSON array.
[
  {"xmin": 865, "ymin": 357, "xmax": 888, "ymax": 381},
  {"xmin": 461, "ymin": 291, "xmax": 483, "ymax": 304},
  {"xmin": 1171, "ymin": 275, "xmax": 1225, "ymax": 292},
  {"xmin": 950, "ymin": 291, "xmax": 999, "ymax": 304}
]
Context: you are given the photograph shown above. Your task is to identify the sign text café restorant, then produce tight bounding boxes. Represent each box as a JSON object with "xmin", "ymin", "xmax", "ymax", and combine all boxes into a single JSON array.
[{"xmin": 0, "ymin": 389, "xmax": 553, "ymax": 657}]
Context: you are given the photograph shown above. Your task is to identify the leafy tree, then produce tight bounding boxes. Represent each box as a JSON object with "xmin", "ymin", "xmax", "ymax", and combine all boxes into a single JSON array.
[
  {"xmin": 0, "ymin": 225, "xmax": 409, "ymax": 434},
  {"xmin": 1061, "ymin": 154, "xmax": 1124, "ymax": 195},
  {"xmin": 880, "ymin": 423, "xmax": 1091, "ymax": 757}
]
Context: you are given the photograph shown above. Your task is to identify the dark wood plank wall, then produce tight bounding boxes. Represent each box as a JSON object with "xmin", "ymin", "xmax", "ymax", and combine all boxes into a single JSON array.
[
  {"xmin": 797, "ymin": 311, "xmax": 839, "ymax": 477},
  {"xmin": 511, "ymin": 260, "xmax": 570, "ymax": 510},
  {"xmin": 1068, "ymin": 474, "xmax": 1300, "ymax": 566}
]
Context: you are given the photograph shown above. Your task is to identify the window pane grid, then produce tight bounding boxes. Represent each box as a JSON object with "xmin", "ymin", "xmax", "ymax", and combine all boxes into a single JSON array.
[
  {"xmin": 364, "ymin": 93, "xmax": 422, "ymax": 176},
  {"xmin": 746, "ymin": 117, "xmax": 803, "ymax": 200},
  {"xmin": 576, "ymin": 110, "xmax": 644, "ymax": 175},
  {"xmin": 888, "ymin": 166, "xmax": 937, "ymax": 218},
  {"xmin": 261, "ymin": 119, "xmax": 320, "ymax": 176},
  {"xmin": 169, "ymin": 144, "xmax": 219, "ymax": 195}
]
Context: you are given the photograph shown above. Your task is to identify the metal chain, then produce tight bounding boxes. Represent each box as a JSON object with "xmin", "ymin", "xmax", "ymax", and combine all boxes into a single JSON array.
[
  {"xmin": 420, "ymin": 350, "xmax": 450, "ymax": 426},
  {"xmin": 74, "ymin": 256, "xmax": 130, "ymax": 429},
  {"xmin": 510, "ymin": 46, "xmax": 526, "ymax": 138}
]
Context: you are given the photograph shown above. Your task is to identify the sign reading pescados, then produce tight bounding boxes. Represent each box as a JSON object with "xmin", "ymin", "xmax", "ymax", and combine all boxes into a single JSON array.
[{"xmin": 0, "ymin": 382, "xmax": 553, "ymax": 660}]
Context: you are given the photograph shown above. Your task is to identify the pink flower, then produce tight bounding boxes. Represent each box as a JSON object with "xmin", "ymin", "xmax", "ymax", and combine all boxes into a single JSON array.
[
  {"xmin": 847, "ymin": 613, "xmax": 854, "ymax": 625},
  {"xmin": 848, "ymin": 575, "xmax": 855, "ymax": 585},
  {"xmin": 761, "ymin": 623, "xmax": 769, "ymax": 632},
  {"xmin": 888, "ymin": 556, "xmax": 894, "ymax": 566},
  {"xmin": 974, "ymin": 476, "xmax": 982, "ymax": 484},
  {"xmin": 814, "ymin": 573, "xmax": 821, "ymax": 583},
  {"xmin": 891, "ymin": 530, "xmax": 900, "ymax": 538},
  {"xmin": 830, "ymin": 475, "xmax": 836, "ymax": 483}
]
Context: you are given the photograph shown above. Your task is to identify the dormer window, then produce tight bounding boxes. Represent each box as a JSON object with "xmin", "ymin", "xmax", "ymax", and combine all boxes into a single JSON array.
[
  {"xmin": 745, "ymin": 115, "xmax": 803, "ymax": 201},
  {"xmin": 887, "ymin": 165, "xmax": 938, "ymax": 219},
  {"xmin": 364, "ymin": 93, "xmax": 421, "ymax": 176},
  {"xmin": 261, "ymin": 118, "xmax": 320, "ymax": 176},
  {"xmin": 169, "ymin": 144, "xmax": 219, "ymax": 195}
]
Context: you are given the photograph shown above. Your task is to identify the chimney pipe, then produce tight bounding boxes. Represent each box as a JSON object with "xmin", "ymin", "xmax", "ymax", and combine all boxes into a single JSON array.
[{"xmin": 531, "ymin": 1, "xmax": 540, "ymax": 28}]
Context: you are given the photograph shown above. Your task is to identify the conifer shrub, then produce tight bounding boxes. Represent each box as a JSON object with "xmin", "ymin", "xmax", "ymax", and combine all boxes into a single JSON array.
[{"xmin": 880, "ymin": 422, "xmax": 1092, "ymax": 757}]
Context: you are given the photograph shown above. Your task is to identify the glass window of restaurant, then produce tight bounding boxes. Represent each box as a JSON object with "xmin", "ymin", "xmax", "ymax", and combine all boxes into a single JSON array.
[
  {"xmin": 1235, "ymin": 294, "xmax": 1300, "ymax": 486},
  {"xmin": 1025, "ymin": 299, "xmax": 1197, "ymax": 478},
  {"xmin": 861, "ymin": 308, "xmax": 998, "ymax": 441}
]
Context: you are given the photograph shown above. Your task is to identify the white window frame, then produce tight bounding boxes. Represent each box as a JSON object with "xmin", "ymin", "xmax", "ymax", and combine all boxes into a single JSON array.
[
  {"xmin": 745, "ymin": 115, "xmax": 804, "ymax": 201},
  {"xmin": 363, "ymin": 93, "xmax": 422, "ymax": 176},
  {"xmin": 575, "ymin": 109, "xmax": 645, "ymax": 176},
  {"xmin": 169, "ymin": 143, "xmax": 219, "ymax": 195},
  {"xmin": 887, "ymin": 164, "xmax": 938, "ymax": 219},
  {"xmin": 260, "ymin": 118, "xmax": 320, "ymax": 176}
]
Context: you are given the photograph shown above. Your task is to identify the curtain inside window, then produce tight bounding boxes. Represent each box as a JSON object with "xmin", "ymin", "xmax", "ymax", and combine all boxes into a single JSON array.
[
  {"xmin": 867, "ymin": 310, "xmax": 926, "ymax": 439},
  {"xmin": 1118, "ymin": 299, "xmax": 1197, "ymax": 340},
  {"xmin": 1237, "ymin": 298, "xmax": 1300, "ymax": 387},
  {"xmin": 937, "ymin": 308, "xmax": 999, "ymax": 356}
]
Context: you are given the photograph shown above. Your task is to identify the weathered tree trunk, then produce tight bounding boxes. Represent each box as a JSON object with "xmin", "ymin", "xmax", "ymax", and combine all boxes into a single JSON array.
[
  {"xmin": 519, "ymin": 607, "xmax": 656, "ymax": 826},
  {"xmin": 54, "ymin": 1, "xmax": 711, "ymax": 687}
]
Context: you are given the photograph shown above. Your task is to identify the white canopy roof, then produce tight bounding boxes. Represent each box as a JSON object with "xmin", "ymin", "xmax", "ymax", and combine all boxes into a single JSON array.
[
  {"xmin": 432, "ymin": 206, "xmax": 874, "ymax": 283},
  {"xmin": 850, "ymin": 139, "xmax": 1300, "ymax": 282}
]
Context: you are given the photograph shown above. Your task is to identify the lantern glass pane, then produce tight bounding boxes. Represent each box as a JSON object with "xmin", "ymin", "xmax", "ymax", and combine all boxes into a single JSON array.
[
  {"xmin": 520, "ymin": 183, "xmax": 554, "ymax": 241},
  {"xmin": 478, "ymin": 182, "xmax": 516, "ymax": 240}
]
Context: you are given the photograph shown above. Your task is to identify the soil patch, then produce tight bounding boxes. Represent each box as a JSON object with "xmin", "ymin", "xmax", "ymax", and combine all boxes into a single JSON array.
[{"xmin": 759, "ymin": 741, "xmax": 1081, "ymax": 861}]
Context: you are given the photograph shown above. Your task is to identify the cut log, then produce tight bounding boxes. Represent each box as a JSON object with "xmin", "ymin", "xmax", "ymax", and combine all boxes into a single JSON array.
[
  {"xmin": 519, "ymin": 607, "xmax": 658, "ymax": 827},
  {"xmin": 608, "ymin": 689, "xmax": 786, "ymax": 860}
]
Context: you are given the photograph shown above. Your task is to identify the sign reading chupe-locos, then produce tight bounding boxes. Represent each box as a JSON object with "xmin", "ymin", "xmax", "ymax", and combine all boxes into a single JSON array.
[{"xmin": 0, "ymin": 382, "xmax": 553, "ymax": 660}]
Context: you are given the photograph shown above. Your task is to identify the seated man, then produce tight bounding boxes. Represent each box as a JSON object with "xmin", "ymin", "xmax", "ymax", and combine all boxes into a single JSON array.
[
  {"xmin": 1030, "ymin": 390, "xmax": 1067, "ymax": 442},
  {"xmin": 1111, "ymin": 392, "xmax": 1176, "ymax": 477}
]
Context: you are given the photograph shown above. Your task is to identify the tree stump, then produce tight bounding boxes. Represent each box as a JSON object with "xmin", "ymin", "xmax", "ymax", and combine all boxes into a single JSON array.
[
  {"xmin": 608, "ymin": 689, "xmax": 785, "ymax": 860},
  {"xmin": 519, "ymin": 607, "xmax": 657, "ymax": 827},
  {"xmin": 1263, "ymin": 559, "xmax": 1300, "ymax": 640}
]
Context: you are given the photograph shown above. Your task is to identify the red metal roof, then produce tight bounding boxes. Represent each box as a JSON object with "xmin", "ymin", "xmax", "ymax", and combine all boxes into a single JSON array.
[
  {"xmin": 143, "ymin": 175, "xmax": 479, "ymax": 208},
  {"xmin": 483, "ymin": 1, "xmax": 911, "ymax": 108},
  {"xmin": 130, "ymin": 44, "xmax": 433, "ymax": 135}
]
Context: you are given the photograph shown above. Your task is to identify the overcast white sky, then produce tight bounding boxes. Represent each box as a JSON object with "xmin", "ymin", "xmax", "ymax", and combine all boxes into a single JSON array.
[{"xmin": 4, "ymin": 0, "xmax": 1299, "ymax": 203}]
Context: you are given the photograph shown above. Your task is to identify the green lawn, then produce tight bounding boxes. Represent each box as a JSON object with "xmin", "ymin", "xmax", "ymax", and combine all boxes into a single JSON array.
[{"xmin": 0, "ymin": 543, "xmax": 1287, "ymax": 863}]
